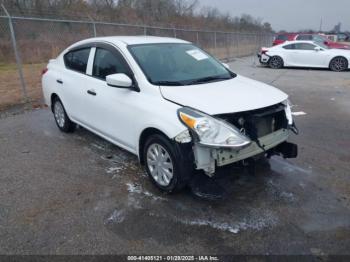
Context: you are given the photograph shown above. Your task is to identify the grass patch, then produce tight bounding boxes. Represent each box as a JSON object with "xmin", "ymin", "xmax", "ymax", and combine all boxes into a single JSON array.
[{"xmin": 0, "ymin": 63, "xmax": 17, "ymax": 72}]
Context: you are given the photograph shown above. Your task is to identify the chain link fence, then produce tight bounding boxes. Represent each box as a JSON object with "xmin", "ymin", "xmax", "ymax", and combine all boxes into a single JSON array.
[{"xmin": 0, "ymin": 5, "xmax": 273, "ymax": 110}]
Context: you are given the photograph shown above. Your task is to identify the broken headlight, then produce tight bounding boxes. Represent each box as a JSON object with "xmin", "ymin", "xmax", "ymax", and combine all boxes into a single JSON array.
[{"xmin": 178, "ymin": 107, "xmax": 251, "ymax": 148}]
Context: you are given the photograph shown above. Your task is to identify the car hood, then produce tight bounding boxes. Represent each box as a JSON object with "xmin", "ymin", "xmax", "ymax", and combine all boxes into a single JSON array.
[{"xmin": 160, "ymin": 75, "xmax": 288, "ymax": 115}]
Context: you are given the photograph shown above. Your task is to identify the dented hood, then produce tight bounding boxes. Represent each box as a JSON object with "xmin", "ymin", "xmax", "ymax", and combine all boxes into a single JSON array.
[{"xmin": 160, "ymin": 75, "xmax": 288, "ymax": 115}]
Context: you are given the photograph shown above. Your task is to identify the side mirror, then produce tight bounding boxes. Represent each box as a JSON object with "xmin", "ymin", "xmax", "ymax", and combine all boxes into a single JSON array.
[
  {"xmin": 106, "ymin": 73, "xmax": 133, "ymax": 88},
  {"xmin": 222, "ymin": 63, "xmax": 230, "ymax": 69},
  {"xmin": 314, "ymin": 46, "xmax": 322, "ymax": 51},
  {"xmin": 324, "ymin": 41, "xmax": 329, "ymax": 45}
]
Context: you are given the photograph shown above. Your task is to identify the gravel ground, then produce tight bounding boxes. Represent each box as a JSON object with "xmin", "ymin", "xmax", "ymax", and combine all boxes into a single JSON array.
[{"xmin": 0, "ymin": 56, "xmax": 350, "ymax": 255}]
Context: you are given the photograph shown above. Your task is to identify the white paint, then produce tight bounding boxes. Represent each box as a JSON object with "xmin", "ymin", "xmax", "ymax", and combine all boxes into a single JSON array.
[
  {"xmin": 161, "ymin": 75, "xmax": 287, "ymax": 115},
  {"xmin": 292, "ymin": 111, "xmax": 307, "ymax": 116}
]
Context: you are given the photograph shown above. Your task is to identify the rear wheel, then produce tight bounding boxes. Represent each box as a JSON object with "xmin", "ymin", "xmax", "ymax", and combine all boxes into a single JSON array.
[
  {"xmin": 269, "ymin": 56, "xmax": 284, "ymax": 69},
  {"xmin": 52, "ymin": 98, "xmax": 76, "ymax": 133},
  {"xmin": 329, "ymin": 56, "xmax": 348, "ymax": 72},
  {"xmin": 143, "ymin": 134, "xmax": 192, "ymax": 193}
]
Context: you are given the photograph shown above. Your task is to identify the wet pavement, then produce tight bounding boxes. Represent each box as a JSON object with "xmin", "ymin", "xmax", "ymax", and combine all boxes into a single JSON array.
[{"xmin": 0, "ymin": 57, "xmax": 350, "ymax": 255}]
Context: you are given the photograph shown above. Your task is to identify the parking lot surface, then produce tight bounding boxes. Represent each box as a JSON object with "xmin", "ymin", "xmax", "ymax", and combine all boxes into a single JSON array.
[{"xmin": 1, "ymin": 57, "xmax": 350, "ymax": 255}]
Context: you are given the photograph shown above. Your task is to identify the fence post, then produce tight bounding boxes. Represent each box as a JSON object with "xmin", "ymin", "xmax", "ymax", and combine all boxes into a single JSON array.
[
  {"xmin": 214, "ymin": 31, "xmax": 217, "ymax": 49},
  {"xmin": 88, "ymin": 16, "xmax": 97, "ymax": 37},
  {"xmin": 144, "ymin": 26, "xmax": 147, "ymax": 36},
  {"xmin": 196, "ymin": 31, "xmax": 199, "ymax": 45},
  {"xmin": 1, "ymin": 4, "xmax": 28, "ymax": 102},
  {"xmin": 173, "ymin": 28, "xmax": 177, "ymax": 38}
]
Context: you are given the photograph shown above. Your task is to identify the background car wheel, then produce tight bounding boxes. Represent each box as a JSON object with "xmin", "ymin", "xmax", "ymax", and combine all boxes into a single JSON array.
[
  {"xmin": 269, "ymin": 56, "xmax": 284, "ymax": 69},
  {"xmin": 52, "ymin": 98, "xmax": 76, "ymax": 133},
  {"xmin": 329, "ymin": 57, "xmax": 348, "ymax": 72},
  {"xmin": 143, "ymin": 134, "xmax": 192, "ymax": 193}
]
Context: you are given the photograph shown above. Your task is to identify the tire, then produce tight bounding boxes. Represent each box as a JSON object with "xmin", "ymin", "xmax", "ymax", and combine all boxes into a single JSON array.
[
  {"xmin": 143, "ymin": 134, "xmax": 193, "ymax": 193},
  {"xmin": 52, "ymin": 97, "xmax": 76, "ymax": 133},
  {"xmin": 329, "ymin": 56, "xmax": 348, "ymax": 72},
  {"xmin": 268, "ymin": 56, "xmax": 284, "ymax": 69}
]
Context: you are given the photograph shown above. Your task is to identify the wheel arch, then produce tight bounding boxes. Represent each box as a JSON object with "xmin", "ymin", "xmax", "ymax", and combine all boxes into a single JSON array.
[
  {"xmin": 138, "ymin": 127, "xmax": 172, "ymax": 165},
  {"xmin": 329, "ymin": 56, "xmax": 349, "ymax": 68},
  {"xmin": 268, "ymin": 54, "xmax": 285, "ymax": 68},
  {"xmin": 50, "ymin": 93, "xmax": 59, "ymax": 112}
]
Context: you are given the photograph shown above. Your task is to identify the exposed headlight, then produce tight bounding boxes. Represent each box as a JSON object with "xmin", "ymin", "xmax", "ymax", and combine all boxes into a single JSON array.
[
  {"xmin": 178, "ymin": 107, "xmax": 251, "ymax": 148},
  {"xmin": 283, "ymin": 99, "xmax": 293, "ymax": 125}
]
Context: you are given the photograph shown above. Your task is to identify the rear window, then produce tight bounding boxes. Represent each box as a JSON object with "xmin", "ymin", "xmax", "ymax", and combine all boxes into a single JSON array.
[
  {"xmin": 64, "ymin": 48, "xmax": 91, "ymax": 73},
  {"xmin": 276, "ymin": 35, "xmax": 288, "ymax": 41}
]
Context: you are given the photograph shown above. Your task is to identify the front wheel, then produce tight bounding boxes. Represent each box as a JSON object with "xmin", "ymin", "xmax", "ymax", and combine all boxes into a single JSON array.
[
  {"xmin": 143, "ymin": 134, "xmax": 192, "ymax": 193},
  {"xmin": 329, "ymin": 57, "xmax": 348, "ymax": 72},
  {"xmin": 52, "ymin": 98, "xmax": 76, "ymax": 133},
  {"xmin": 269, "ymin": 56, "xmax": 284, "ymax": 69}
]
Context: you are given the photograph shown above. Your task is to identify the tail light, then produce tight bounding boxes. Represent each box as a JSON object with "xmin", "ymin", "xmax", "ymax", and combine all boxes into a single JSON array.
[
  {"xmin": 42, "ymin": 68, "xmax": 48, "ymax": 76},
  {"xmin": 261, "ymin": 47, "xmax": 268, "ymax": 54}
]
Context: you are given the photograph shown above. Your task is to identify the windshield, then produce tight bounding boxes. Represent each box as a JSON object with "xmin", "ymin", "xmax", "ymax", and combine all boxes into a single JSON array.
[{"xmin": 128, "ymin": 43, "xmax": 235, "ymax": 86}]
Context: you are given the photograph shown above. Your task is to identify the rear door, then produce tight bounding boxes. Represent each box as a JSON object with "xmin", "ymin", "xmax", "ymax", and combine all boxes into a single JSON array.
[{"xmin": 60, "ymin": 47, "xmax": 92, "ymax": 123}]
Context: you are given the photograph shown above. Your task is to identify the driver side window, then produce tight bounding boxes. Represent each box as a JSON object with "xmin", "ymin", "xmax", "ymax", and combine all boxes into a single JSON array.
[{"xmin": 92, "ymin": 48, "xmax": 130, "ymax": 80}]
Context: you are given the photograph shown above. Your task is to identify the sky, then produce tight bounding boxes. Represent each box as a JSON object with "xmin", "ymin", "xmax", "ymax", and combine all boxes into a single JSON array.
[{"xmin": 197, "ymin": 0, "xmax": 350, "ymax": 32}]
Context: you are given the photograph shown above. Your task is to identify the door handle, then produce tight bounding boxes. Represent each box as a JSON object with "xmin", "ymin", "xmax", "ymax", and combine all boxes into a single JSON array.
[
  {"xmin": 87, "ymin": 89, "xmax": 96, "ymax": 96},
  {"xmin": 56, "ymin": 79, "xmax": 63, "ymax": 84}
]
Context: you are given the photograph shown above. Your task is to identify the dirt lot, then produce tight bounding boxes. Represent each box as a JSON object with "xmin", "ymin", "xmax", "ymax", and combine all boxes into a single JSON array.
[{"xmin": 0, "ymin": 57, "xmax": 350, "ymax": 256}]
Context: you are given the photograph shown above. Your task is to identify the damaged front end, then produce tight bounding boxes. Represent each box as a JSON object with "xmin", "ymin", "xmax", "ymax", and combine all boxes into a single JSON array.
[{"xmin": 175, "ymin": 101, "xmax": 298, "ymax": 176}]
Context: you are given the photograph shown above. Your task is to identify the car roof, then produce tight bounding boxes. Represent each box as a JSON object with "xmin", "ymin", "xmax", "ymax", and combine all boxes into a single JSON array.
[{"xmin": 71, "ymin": 36, "xmax": 190, "ymax": 47}]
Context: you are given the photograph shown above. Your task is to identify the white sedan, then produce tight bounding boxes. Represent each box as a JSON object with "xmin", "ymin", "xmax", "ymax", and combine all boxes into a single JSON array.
[
  {"xmin": 42, "ymin": 36, "xmax": 298, "ymax": 192},
  {"xmin": 258, "ymin": 40, "xmax": 350, "ymax": 71}
]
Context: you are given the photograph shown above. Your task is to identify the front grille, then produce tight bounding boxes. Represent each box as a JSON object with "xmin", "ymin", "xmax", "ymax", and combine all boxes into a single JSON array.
[{"xmin": 216, "ymin": 103, "xmax": 288, "ymax": 140}]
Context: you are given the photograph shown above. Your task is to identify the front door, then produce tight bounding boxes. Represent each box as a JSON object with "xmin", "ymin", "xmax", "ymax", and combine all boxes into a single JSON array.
[{"xmin": 83, "ymin": 45, "xmax": 139, "ymax": 150}]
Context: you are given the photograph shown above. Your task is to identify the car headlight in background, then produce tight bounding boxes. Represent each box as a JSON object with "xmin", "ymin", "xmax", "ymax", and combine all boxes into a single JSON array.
[
  {"xmin": 178, "ymin": 107, "xmax": 251, "ymax": 148},
  {"xmin": 283, "ymin": 99, "xmax": 293, "ymax": 125}
]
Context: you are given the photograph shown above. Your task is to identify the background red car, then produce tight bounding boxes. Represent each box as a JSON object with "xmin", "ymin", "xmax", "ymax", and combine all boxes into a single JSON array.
[{"xmin": 273, "ymin": 33, "xmax": 350, "ymax": 49}]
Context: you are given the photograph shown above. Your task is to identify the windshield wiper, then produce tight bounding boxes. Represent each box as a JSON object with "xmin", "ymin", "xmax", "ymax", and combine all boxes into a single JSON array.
[
  {"xmin": 186, "ymin": 75, "xmax": 231, "ymax": 85},
  {"xmin": 153, "ymin": 80, "xmax": 187, "ymax": 86}
]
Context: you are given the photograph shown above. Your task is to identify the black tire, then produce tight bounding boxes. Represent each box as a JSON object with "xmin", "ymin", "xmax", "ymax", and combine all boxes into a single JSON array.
[
  {"xmin": 143, "ymin": 134, "xmax": 193, "ymax": 193},
  {"xmin": 329, "ymin": 56, "xmax": 348, "ymax": 72},
  {"xmin": 269, "ymin": 56, "xmax": 284, "ymax": 69},
  {"xmin": 52, "ymin": 97, "xmax": 76, "ymax": 133}
]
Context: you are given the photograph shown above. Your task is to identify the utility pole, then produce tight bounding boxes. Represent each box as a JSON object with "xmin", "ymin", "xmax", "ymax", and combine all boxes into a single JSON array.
[{"xmin": 319, "ymin": 17, "xmax": 323, "ymax": 32}]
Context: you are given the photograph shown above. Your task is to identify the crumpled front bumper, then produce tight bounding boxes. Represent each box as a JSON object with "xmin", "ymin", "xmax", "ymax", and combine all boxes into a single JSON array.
[{"xmin": 192, "ymin": 128, "xmax": 296, "ymax": 176}]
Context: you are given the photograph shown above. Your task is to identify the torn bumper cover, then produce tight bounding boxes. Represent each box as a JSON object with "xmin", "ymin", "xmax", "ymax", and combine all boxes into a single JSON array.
[
  {"xmin": 176, "ymin": 102, "xmax": 298, "ymax": 176},
  {"xmin": 192, "ymin": 129, "xmax": 297, "ymax": 175}
]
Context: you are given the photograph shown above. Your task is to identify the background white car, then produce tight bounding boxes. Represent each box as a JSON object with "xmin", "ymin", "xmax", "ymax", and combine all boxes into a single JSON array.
[
  {"xmin": 259, "ymin": 40, "xmax": 350, "ymax": 71},
  {"xmin": 42, "ymin": 36, "xmax": 298, "ymax": 193}
]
